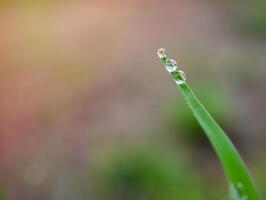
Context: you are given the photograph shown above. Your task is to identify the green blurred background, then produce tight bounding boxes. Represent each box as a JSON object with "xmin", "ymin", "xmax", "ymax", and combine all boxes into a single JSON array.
[{"xmin": 0, "ymin": 0, "xmax": 266, "ymax": 199}]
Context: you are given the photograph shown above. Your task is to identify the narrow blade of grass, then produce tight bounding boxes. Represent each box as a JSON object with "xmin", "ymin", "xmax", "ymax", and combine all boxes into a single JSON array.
[{"xmin": 157, "ymin": 48, "xmax": 260, "ymax": 200}]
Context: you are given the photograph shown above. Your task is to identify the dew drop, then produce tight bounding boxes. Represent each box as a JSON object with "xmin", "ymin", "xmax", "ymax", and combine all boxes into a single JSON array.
[
  {"xmin": 157, "ymin": 48, "xmax": 167, "ymax": 59},
  {"xmin": 175, "ymin": 70, "xmax": 186, "ymax": 85},
  {"xmin": 229, "ymin": 182, "xmax": 248, "ymax": 200},
  {"xmin": 165, "ymin": 59, "xmax": 178, "ymax": 72}
]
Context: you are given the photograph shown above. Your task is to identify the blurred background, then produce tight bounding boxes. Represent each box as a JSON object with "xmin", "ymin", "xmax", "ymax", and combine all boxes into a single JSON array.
[{"xmin": 0, "ymin": 0, "xmax": 266, "ymax": 199}]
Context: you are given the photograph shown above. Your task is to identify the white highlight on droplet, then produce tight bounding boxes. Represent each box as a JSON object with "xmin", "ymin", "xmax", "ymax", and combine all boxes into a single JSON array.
[
  {"xmin": 157, "ymin": 48, "xmax": 167, "ymax": 59},
  {"xmin": 175, "ymin": 70, "xmax": 186, "ymax": 85},
  {"xmin": 165, "ymin": 59, "xmax": 178, "ymax": 72}
]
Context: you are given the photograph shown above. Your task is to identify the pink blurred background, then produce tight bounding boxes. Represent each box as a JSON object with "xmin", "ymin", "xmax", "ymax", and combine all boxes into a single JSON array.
[{"xmin": 0, "ymin": 0, "xmax": 266, "ymax": 199}]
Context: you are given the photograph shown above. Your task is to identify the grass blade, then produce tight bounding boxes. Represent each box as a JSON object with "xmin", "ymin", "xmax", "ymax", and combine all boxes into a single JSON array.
[{"xmin": 157, "ymin": 48, "xmax": 260, "ymax": 200}]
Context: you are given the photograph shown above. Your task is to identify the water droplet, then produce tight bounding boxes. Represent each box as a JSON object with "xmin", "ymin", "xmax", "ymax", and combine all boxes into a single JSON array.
[
  {"xmin": 229, "ymin": 183, "xmax": 248, "ymax": 200},
  {"xmin": 157, "ymin": 48, "xmax": 167, "ymax": 59},
  {"xmin": 175, "ymin": 70, "xmax": 186, "ymax": 85},
  {"xmin": 170, "ymin": 59, "xmax": 177, "ymax": 67},
  {"xmin": 165, "ymin": 59, "xmax": 178, "ymax": 72}
]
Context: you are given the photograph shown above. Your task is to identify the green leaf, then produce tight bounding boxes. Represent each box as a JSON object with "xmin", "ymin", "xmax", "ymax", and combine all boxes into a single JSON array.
[{"xmin": 157, "ymin": 48, "xmax": 260, "ymax": 200}]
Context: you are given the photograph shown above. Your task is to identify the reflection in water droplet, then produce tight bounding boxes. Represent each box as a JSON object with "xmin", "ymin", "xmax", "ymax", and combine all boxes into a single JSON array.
[
  {"xmin": 165, "ymin": 59, "xmax": 178, "ymax": 72},
  {"xmin": 157, "ymin": 48, "xmax": 167, "ymax": 59},
  {"xmin": 170, "ymin": 59, "xmax": 177, "ymax": 67},
  {"xmin": 175, "ymin": 70, "xmax": 186, "ymax": 85}
]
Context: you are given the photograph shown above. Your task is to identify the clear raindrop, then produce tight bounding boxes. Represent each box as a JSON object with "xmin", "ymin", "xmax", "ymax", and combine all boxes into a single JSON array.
[
  {"xmin": 165, "ymin": 59, "xmax": 178, "ymax": 72},
  {"xmin": 157, "ymin": 48, "xmax": 167, "ymax": 59},
  {"xmin": 157, "ymin": 48, "xmax": 187, "ymax": 85}
]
